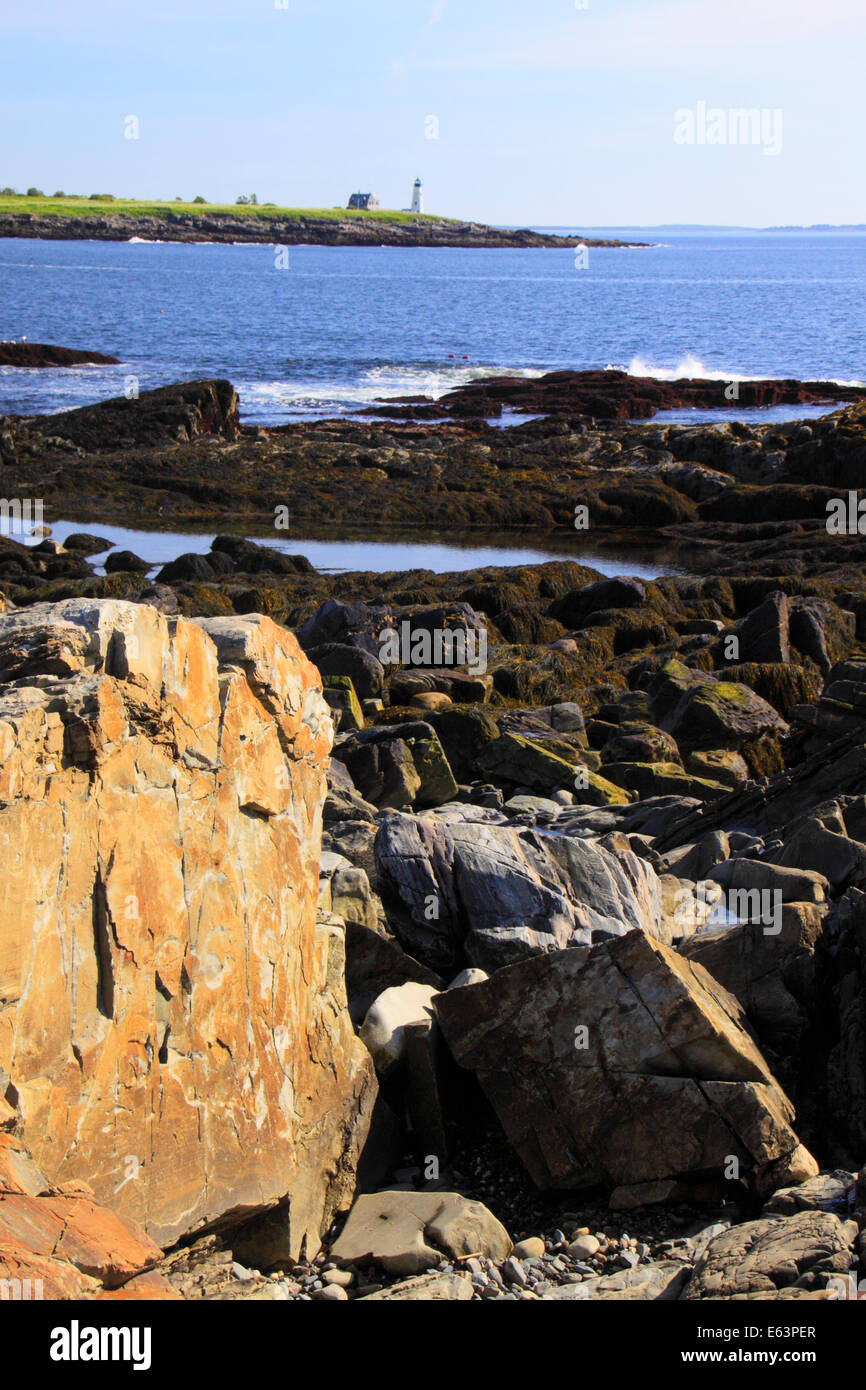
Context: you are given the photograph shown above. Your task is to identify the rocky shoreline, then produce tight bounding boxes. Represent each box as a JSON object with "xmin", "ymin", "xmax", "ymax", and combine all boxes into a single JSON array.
[
  {"xmin": 0, "ymin": 211, "xmax": 643, "ymax": 250},
  {"xmin": 2, "ymin": 370, "xmax": 866, "ymax": 1302}
]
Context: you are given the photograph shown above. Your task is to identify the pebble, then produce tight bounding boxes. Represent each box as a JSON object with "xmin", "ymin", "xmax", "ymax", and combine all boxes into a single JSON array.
[
  {"xmin": 511, "ymin": 1237, "xmax": 546, "ymax": 1260},
  {"xmin": 323, "ymin": 1269, "xmax": 354, "ymax": 1288},
  {"xmin": 312, "ymin": 1284, "xmax": 348, "ymax": 1301},
  {"xmin": 567, "ymin": 1234, "xmax": 601, "ymax": 1260},
  {"xmin": 503, "ymin": 1256, "xmax": 528, "ymax": 1287}
]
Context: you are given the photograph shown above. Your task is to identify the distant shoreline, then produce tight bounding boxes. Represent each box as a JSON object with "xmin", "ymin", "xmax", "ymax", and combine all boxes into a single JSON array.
[{"xmin": 0, "ymin": 196, "xmax": 646, "ymax": 250}]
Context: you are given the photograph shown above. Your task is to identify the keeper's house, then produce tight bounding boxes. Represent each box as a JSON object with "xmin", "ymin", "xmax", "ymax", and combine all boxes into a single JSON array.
[{"xmin": 347, "ymin": 192, "xmax": 380, "ymax": 210}]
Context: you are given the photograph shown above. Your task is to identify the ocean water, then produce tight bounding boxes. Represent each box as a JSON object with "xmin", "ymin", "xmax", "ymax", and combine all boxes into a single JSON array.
[{"xmin": 0, "ymin": 231, "xmax": 864, "ymax": 425}]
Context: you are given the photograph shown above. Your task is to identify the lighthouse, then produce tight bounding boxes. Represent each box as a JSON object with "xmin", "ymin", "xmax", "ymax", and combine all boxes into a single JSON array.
[{"xmin": 410, "ymin": 177, "xmax": 424, "ymax": 214}]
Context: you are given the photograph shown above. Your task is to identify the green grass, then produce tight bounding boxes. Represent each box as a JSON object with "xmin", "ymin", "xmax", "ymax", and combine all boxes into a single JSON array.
[{"xmin": 0, "ymin": 194, "xmax": 457, "ymax": 225}]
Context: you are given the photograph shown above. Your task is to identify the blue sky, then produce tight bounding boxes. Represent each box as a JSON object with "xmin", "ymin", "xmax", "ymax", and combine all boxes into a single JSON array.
[{"xmin": 1, "ymin": 0, "xmax": 863, "ymax": 226}]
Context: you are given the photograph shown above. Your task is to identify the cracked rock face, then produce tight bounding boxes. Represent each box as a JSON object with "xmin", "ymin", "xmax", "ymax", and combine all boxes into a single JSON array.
[
  {"xmin": 435, "ymin": 930, "xmax": 809, "ymax": 1193},
  {"xmin": 374, "ymin": 810, "xmax": 664, "ymax": 975},
  {"xmin": 0, "ymin": 599, "xmax": 376, "ymax": 1255},
  {"xmin": 681, "ymin": 1210, "xmax": 857, "ymax": 1299}
]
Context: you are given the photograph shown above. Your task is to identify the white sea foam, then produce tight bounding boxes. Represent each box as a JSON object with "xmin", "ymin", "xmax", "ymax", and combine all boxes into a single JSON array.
[
  {"xmin": 238, "ymin": 361, "xmax": 546, "ymax": 418},
  {"xmin": 621, "ymin": 353, "xmax": 865, "ymax": 388}
]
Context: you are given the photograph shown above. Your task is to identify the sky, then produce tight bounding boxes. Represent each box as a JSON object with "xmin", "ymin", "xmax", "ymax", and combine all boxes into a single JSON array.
[{"xmin": 1, "ymin": 0, "xmax": 864, "ymax": 227}]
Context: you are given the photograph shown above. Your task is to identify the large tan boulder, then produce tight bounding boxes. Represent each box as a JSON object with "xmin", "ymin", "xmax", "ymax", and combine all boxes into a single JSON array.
[
  {"xmin": 331, "ymin": 1191, "xmax": 511, "ymax": 1275},
  {"xmin": 0, "ymin": 600, "xmax": 376, "ymax": 1256}
]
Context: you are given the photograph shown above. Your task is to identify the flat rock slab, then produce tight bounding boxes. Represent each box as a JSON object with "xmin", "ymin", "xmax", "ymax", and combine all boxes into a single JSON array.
[
  {"xmin": 545, "ymin": 1262, "xmax": 690, "ymax": 1301},
  {"xmin": 331, "ymin": 1191, "xmax": 511, "ymax": 1276},
  {"xmin": 358, "ymin": 1272, "xmax": 473, "ymax": 1300},
  {"xmin": 436, "ymin": 929, "xmax": 805, "ymax": 1192}
]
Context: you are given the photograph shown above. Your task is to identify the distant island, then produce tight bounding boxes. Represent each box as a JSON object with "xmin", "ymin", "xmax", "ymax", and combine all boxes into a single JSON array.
[{"xmin": 0, "ymin": 192, "xmax": 646, "ymax": 249}]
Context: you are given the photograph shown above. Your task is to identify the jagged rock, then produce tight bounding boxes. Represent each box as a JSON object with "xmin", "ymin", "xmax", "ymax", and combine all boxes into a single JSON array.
[
  {"xmin": 298, "ymin": 598, "xmax": 393, "ymax": 657},
  {"xmin": 762, "ymin": 1170, "xmax": 857, "ymax": 1217},
  {"xmin": 331, "ymin": 1191, "xmax": 511, "ymax": 1276},
  {"xmin": 344, "ymin": 921, "xmax": 443, "ymax": 1022},
  {"xmin": 424, "ymin": 707, "xmax": 500, "ymax": 782},
  {"xmin": 789, "ymin": 599, "xmax": 856, "ymax": 675},
  {"xmin": 680, "ymin": 904, "xmax": 825, "ymax": 1067},
  {"xmin": 663, "ymin": 675, "xmax": 788, "ymax": 752},
  {"xmin": 0, "ymin": 1134, "xmax": 174, "ymax": 1299},
  {"xmin": 706, "ymin": 858, "xmax": 829, "ymax": 905},
  {"xmin": 322, "ymin": 674, "xmax": 365, "ymax": 731},
  {"xmin": 681, "ymin": 1211, "xmax": 857, "ymax": 1299},
  {"xmin": 736, "ymin": 591, "xmax": 790, "ymax": 665},
  {"xmin": 306, "ymin": 642, "xmax": 385, "ymax": 699},
  {"xmin": 766, "ymin": 815, "xmax": 866, "ymax": 892},
  {"xmin": 22, "ymin": 379, "xmax": 240, "ymax": 450},
  {"xmin": 318, "ymin": 852, "xmax": 380, "ymax": 929},
  {"xmin": 0, "ymin": 600, "xmax": 375, "ymax": 1254},
  {"xmin": 333, "ymin": 722, "xmax": 458, "ymax": 809},
  {"xmin": 435, "ymin": 930, "xmax": 807, "ymax": 1193},
  {"xmin": 663, "ymin": 830, "xmax": 731, "ymax": 880},
  {"xmin": 374, "ymin": 810, "xmax": 664, "ymax": 974}
]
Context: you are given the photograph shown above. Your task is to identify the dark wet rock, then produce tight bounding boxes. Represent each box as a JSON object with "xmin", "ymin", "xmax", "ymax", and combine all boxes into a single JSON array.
[
  {"xmin": 548, "ymin": 575, "xmax": 648, "ymax": 629},
  {"xmin": 62, "ymin": 533, "xmax": 112, "ymax": 555},
  {"xmin": 0, "ymin": 341, "xmax": 120, "ymax": 367},
  {"xmin": 307, "ymin": 642, "xmax": 385, "ymax": 699},
  {"xmin": 680, "ymin": 904, "xmax": 826, "ymax": 1078},
  {"xmin": 104, "ymin": 549, "xmax": 152, "ymax": 574},
  {"xmin": 344, "ymin": 921, "xmax": 444, "ymax": 1022},
  {"xmin": 298, "ymin": 598, "xmax": 393, "ymax": 656},
  {"xmin": 156, "ymin": 552, "xmax": 217, "ymax": 583},
  {"xmin": 431, "ymin": 369, "xmax": 866, "ymax": 423},
  {"xmin": 332, "ymin": 722, "xmax": 458, "ymax": 810},
  {"xmin": 135, "ymin": 583, "xmax": 179, "ymax": 614},
  {"xmin": 736, "ymin": 591, "xmax": 790, "ymax": 664},
  {"xmin": 210, "ymin": 534, "xmax": 313, "ymax": 574},
  {"xmin": 23, "ymin": 378, "xmax": 240, "ymax": 450}
]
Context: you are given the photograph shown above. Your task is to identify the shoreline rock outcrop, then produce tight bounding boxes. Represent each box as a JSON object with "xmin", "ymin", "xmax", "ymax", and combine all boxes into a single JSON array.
[{"xmin": 0, "ymin": 599, "xmax": 376, "ymax": 1255}]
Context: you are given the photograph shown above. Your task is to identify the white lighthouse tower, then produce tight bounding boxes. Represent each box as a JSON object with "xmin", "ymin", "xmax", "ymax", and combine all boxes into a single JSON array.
[{"xmin": 410, "ymin": 177, "xmax": 424, "ymax": 214}]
